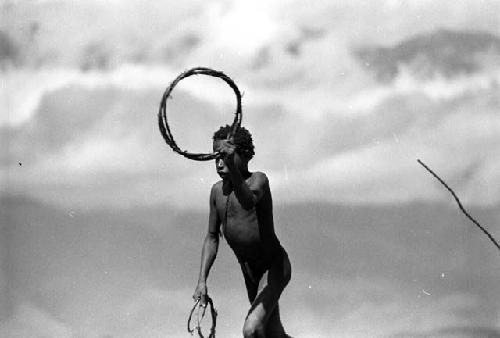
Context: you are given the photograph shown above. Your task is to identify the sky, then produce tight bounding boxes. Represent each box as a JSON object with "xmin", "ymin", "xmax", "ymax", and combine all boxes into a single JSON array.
[{"xmin": 1, "ymin": 0, "xmax": 500, "ymax": 337}]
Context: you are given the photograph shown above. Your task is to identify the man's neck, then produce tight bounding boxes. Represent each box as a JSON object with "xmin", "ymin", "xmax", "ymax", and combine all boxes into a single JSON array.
[
  {"xmin": 222, "ymin": 168, "xmax": 251, "ymax": 194},
  {"xmin": 240, "ymin": 168, "xmax": 251, "ymax": 180}
]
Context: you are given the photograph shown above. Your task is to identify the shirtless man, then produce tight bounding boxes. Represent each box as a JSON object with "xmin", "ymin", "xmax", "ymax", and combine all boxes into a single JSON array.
[{"xmin": 193, "ymin": 125, "xmax": 292, "ymax": 338}]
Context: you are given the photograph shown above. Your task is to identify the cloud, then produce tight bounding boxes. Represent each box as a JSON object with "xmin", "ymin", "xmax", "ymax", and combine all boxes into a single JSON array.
[
  {"xmin": 388, "ymin": 327, "xmax": 500, "ymax": 338},
  {"xmin": 0, "ymin": 302, "xmax": 72, "ymax": 338},
  {"xmin": 281, "ymin": 272, "xmax": 497, "ymax": 338},
  {"xmin": 2, "ymin": 195, "xmax": 499, "ymax": 337},
  {"xmin": 0, "ymin": 30, "xmax": 20, "ymax": 66},
  {"xmin": 90, "ymin": 288, "xmax": 197, "ymax": 338},
  {"xmin": 0, "ymin": 238, "xmax": 10, "ymax": 321},
  {"xmin": 2, "ymin": 0, "xmax": 500, "ymax": 209},
  {"xmin": 4, "ymin": 0, "xmax": 499, "ymax": 75},
  {"xmin": 0, "ymin": 0, "xmax": 207, "ymax": 67},
  {"xmin": 0, "ymin": 195, "xmax": 204, "ymax": 336},
  {"xmin": 3, "ymin": 73, "xmax": 500, "ymax": 208},
  {"xmin": 268, "ymin": 87, "xmax": 500, "ymax": 207},
  {"xmin": 2, "ymin": 3, "xmax": 500, "ymax": 337},
  {"xmin": 354, "ymin": 29, "xmax": 500, "ymax": 82},
  {"xmin": 0, "ymin": 196, "xmax": 254, "ymax": 336},
  {"xmin": 0, "ymin": 65, "xmax": 182, "ymax": 126},
  {"xmin": 2, "ymin": 73, "xmax": 246, "ymax": 208}
]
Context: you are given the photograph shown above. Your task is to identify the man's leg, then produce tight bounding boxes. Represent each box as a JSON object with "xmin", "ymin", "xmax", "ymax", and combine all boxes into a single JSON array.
[
  {"xmin": 265, "ymin": 304, "xmax": 286, "ymax": 337},
  {"xmin": 242, "ymin": 251, "xmax": 291, "ymax": 338}
]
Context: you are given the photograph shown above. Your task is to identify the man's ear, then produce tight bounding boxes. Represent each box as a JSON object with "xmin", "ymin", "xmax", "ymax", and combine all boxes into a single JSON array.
[{"xmin": 241, "ymin": 150, "xmax": 251, "ymax": 161}]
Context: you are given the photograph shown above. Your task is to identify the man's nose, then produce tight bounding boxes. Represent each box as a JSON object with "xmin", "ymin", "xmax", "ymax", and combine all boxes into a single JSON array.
[{"xmin": 216, "ymin": 158, "xmax": 225, "ymax": 170}]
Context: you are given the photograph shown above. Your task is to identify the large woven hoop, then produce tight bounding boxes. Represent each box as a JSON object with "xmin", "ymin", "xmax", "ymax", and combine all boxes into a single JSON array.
[{"xmin": 158, "ymin": 67, "xmax": 242, "ymax": 161}]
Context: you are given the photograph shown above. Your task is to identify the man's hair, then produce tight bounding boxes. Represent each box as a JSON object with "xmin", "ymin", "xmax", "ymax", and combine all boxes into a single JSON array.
[{"xmin": 213, "ymin": 125, "xmax": 255, "ymax": 159}]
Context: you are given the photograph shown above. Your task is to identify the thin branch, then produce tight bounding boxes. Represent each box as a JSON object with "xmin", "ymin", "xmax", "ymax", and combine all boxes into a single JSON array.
[
  {"xmin": 417, "ymin": 159, "xmax": 500, "ymax": 253},
  {"xmin": 158, "ymin": 67, "xmax": 242, "ymax": 161}
]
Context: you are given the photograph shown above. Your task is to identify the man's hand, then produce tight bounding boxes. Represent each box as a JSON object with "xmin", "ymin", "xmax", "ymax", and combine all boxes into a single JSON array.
[
  {"xmin": 217, "ymin": 139, "xmax": 236, "ymax": 166},
  {"xmin": 193, "ymin": 282, "xmax": 208, "ymax": 306}
]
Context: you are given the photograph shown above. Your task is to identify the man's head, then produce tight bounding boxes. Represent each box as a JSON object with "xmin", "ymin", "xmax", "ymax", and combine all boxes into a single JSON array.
[
  {"xmin": 213, "ymin": 125, "xmax": 254, "ymax": 179},
  {"xmin": 212, "ymin": 125, "xmax": 255, "ymax": 160}
]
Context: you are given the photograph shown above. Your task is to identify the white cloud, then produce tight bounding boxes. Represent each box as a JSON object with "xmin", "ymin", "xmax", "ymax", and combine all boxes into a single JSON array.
[
  {"xmin": 204, "ymin": 1, "xmax": 283, "ymax": 56},
  {"xmin": 0, "ymin": 302, "xmax": 73, "ymax": 338},
  {"xmin": 2, "ymin": 0, "xmax": 500, "ymax": 209},
  {"xmin": 100, "ymin": 288, "xmax": 195, "ymax": 338},
  {"xmin": 330, "ymin": 294, "xmax": 482, "ymax": 337},
  {"xmin": 4, "ymin": 83, "xmax": 500, "ymax": 209},
  {"xmin": 270, "ymin": 106, "xmax": 500, "ymax": 207},
  {"xmin": 280, "ymin": 272, "xmax": 490, "ymax": 338},
  {"xmin": 0, "ymin": 65, "xmax": 180, "ymax": 126},
  {"xmin": 2, "ymin": 194, "xmax": 498, "ymax": 337}
]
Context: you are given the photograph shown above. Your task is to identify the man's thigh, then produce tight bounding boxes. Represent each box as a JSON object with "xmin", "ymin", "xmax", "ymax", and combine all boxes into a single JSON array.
[{"xmin": 245, "ymin": 252, "xmax": 291, "ymax": 331}]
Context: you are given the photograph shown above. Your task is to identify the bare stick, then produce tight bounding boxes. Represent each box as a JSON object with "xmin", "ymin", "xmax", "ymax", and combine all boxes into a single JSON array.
[
  {"xmin": 417, "ymin": 159, "xmax": 500, "ymax": 252},
  {"xmin": 158, "ymin": 67, "xmax": 242, "ymax": 161}
]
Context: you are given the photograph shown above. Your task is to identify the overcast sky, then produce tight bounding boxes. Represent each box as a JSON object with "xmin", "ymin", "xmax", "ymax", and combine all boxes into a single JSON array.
[{"xmin": 1, "ymin": 0, "xmax": 500, "ymax": 337}]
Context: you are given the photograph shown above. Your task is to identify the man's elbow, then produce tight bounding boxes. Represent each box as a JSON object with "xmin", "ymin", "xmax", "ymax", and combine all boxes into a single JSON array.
[{"xmin": 206, "ymin": 231, "xmax": 220, "ymax": 242}]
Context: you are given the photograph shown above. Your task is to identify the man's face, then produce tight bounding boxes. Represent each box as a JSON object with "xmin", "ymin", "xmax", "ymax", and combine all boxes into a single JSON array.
[{"xmin": 213, "ymin": 139, "xmax": 247, "ymax": 179}]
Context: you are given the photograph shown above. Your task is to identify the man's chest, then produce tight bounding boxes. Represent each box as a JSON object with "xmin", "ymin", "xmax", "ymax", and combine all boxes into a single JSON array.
[
  {"xmin": 215, "ymin": 191, "xmax": 237, "ymax": 220},
  {"xmin": 215, "ymin": 191, "xmax": 256, "ymax": 222}
]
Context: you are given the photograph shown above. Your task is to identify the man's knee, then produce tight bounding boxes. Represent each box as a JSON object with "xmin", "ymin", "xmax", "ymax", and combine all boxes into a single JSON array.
[{"xmin": 243, "ymin": 317, "xmax": 265, "ymax": 338}]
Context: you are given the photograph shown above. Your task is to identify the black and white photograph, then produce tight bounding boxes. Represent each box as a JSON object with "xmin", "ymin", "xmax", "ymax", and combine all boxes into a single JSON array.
[{"xmin": 1, "ymin": 1, "xmax": 499, "ymax": 337}]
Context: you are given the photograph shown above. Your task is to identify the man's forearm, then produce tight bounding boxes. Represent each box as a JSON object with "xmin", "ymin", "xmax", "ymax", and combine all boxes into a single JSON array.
[
  {"xmin": 197, "ymin": 234, "xmax": 219, "ymax": 284},
  {"xmin": 228, "ymin": 165, "xmax": 256, "ymax": 209}
]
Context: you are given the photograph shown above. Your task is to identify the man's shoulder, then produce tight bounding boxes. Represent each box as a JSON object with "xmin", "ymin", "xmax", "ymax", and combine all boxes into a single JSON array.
[
  {"xmin": 209, "ymin": 181, "xmax": 223, "ymax": 203},
  {"xmin": 211, "ymin": 180, "xmax": 223, "ymax": 192},
  {"xmin": 249, "ymin": 171, "xmax": 270, "ymax": 189},
  {"xmin": 251, "ymin": 171, "xmax": 268, "ymax": 182}
]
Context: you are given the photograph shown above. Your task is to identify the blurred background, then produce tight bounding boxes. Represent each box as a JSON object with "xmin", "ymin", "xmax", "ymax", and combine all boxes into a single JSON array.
[{"xmin": 1, "ymin": 0, "xmax": 499, "ymax": 337}]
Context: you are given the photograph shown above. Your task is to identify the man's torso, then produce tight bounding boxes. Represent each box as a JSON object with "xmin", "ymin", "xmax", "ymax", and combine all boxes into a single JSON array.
[{"xmin": 213, "ymin": 172, "xmax": 281, "ymax": 265}]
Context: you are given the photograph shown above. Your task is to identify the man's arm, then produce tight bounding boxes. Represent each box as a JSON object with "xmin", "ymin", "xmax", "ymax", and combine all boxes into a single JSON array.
[
  {"xmin": 229, "ymin": 169, "xmax": 267, "ymax": 210},
  {"xmin": 193, "ymin": 185, "xmax": 220, "ymax": 305},
  {"xmin": 218, "ymin": 140, "xmax": 267, "ymax": 210}
]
